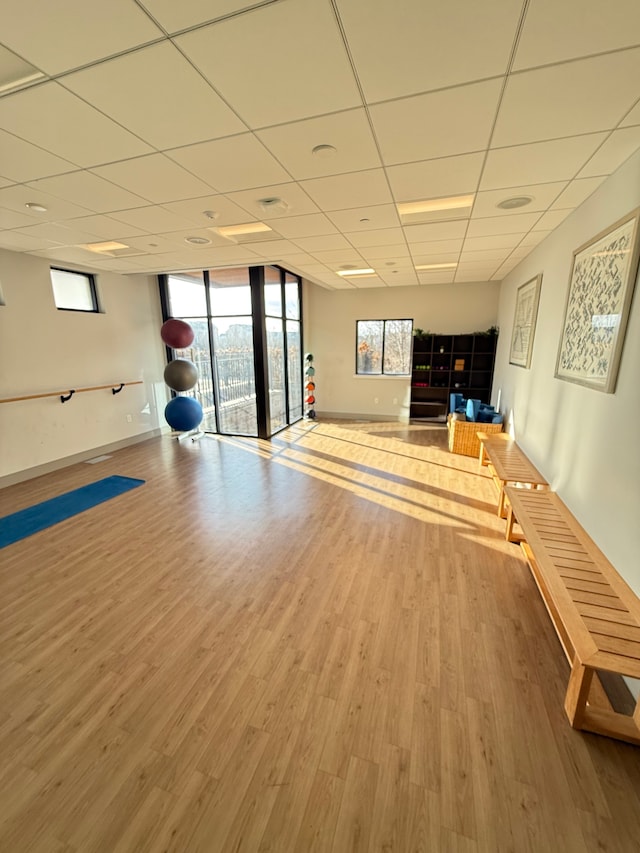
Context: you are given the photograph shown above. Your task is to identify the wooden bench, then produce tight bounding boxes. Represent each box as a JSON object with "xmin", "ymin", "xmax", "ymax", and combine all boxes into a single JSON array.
[
  {"xmin": 504, "ymin": 486, "xmax": 640, "ymax": 746},
  {"xmin": 477, "ymin": 432, "xmax": 548, "ymax": 518}
]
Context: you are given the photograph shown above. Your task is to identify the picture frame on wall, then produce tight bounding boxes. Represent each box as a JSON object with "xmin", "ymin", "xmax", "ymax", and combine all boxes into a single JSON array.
[
  {"xmin": 555, "ymin": 208, "xmax": 640, "ymax": 393},
  {"xmin": 509, "ymin": 274, "xmax": 542, "ymax": 368}
]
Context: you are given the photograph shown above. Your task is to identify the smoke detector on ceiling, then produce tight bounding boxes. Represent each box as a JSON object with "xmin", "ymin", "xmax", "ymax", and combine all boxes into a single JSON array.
[{"xmin": 497, "ymin": 196, "xmax": 533, "ymax": 210}]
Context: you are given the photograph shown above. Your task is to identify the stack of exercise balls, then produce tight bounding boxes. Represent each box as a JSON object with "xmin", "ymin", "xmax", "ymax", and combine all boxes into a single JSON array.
[
  {"xmin": 305, "ymin": 353, "xmax": 316, "ymax": 420},
  {"xmin": 160, "ymin": 319, "xmax": 203, "ymax": 433}
]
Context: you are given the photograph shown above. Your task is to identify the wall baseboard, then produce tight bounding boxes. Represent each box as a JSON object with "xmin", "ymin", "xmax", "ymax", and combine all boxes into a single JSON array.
[
  {"xmin": 316, "ymin": 410, "xmax": 411, "ymax": 424},
  {"xmin": 0, "ymin": 429, "xmax": 163, "ymax": 489}
]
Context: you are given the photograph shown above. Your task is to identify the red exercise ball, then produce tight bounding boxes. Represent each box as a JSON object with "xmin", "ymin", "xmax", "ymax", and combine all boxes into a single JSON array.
[{"xmin": 161, "ymin": 319, "xmax": 194, "ymax": 349}]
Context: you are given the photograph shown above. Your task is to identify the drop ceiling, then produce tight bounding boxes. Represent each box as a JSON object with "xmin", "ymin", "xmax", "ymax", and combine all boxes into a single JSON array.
[{"xmin": 0, "ymin": 0, "xmax": 639, "ymax": 290}]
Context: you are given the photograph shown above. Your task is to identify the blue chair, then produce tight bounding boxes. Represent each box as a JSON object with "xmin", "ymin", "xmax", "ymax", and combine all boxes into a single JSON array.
[{"xmin": 450, "ymin": 393, "xmax": 467, "ymax": 414}]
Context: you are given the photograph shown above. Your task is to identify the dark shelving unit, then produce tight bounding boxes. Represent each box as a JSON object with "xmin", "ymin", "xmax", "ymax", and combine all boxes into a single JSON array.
[{"xmin": 409, "ymin": 333, "xmax": 498, "ymax": 421}]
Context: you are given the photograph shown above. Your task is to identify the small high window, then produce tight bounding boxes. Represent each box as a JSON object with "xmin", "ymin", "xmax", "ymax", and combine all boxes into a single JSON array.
[
  {"xmin": 356, "ymin": 319, "xmax": 413, "ymax": 375},
  {"xmin": 50, "ymin": 268, "xmax": 98, "ymax": 312}
]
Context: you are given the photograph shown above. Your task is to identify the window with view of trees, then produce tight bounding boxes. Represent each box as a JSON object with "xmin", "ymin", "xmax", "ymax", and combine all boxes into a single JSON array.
[{"xmin": 356, "ymin": 319, "xmax": 413, "ymax": 375}]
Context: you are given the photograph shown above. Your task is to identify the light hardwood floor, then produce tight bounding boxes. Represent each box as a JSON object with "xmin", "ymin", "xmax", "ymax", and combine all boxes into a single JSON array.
[{"xmin": 1, "ymin": 420, "xmax": 639, "ymax": 852}]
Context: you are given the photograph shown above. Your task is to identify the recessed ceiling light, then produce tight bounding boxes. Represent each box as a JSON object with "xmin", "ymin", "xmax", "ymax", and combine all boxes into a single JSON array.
[
  {"xmin": 397, "ymin": 195, "xmax": 475, "ymax": 217},
  {"xmin": 312, "ymin": 144, "xmax": 337, "ymax": 158},
  {"xmin": 497, "ymin": 196, "xmax": 533, "ymax": 210},
  {"xmin": 185, "ymin": 236, "xmax": 212, "ymax": 245},
  {"xmin": 215, "ymin": 222, "xmax": 273, "ymax": 237},
  {"xmin": 336, "ymin": 268, "xmax": 375, "ymax": 277},
  {"xmin": 202, "ymin": 210, "xmax": 218, "ymax": 220},
  {"xmin": 415, "ymin": 262, "xmax": 458, "ymax": 271},
  {"xmin": 359, "ymin": 217, "xmax": 370, "ymax": 222},
  {"xmin": 83, "ymin": 241, "xmax": 130, "ymax": 254},
  {"xmin": 25, "ymin": 202, "xmax": 48, "ymax": 213}
]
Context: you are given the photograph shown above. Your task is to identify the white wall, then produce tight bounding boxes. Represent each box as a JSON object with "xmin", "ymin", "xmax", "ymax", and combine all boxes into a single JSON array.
[
  {"xmin": 304, "ymin": 281, "xmax": 500, "ymax": 419},
  {"xmin": 0, "ymin": 250, "xmax": 167, "ymax": 480},
  {"xmin": 493, "ymin": 150, "xmax": 640, "ymax": 601}
]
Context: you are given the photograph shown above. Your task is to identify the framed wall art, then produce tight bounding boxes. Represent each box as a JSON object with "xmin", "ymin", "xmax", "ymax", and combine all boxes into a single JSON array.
[
  {"xmin": 509, "ymin": 274, "xmax": 542, "ymax": 368},
  {"xmin": 555, "ymin": 208, "xmax": 640, "ymax": 393}
]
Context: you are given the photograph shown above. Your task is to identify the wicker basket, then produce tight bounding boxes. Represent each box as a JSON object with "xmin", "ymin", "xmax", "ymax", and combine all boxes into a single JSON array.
[{"xmin": 447, "ymin": 415, "xmax": 503, "ymax": 457}]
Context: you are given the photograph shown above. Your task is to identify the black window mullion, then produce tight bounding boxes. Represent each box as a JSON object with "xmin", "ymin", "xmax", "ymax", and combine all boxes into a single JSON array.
[
  {"xmin": 250, "ymin": 266, "xmax": 270, "ymax": 439},
  {"xmin": 203, "ymin": 270, "xmax": 221, "ymax": 434}
]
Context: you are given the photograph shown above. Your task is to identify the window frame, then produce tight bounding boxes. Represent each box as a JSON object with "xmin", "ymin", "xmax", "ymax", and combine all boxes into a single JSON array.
[
  {"xmin": 50, "ymin": 267, "xmax": 99, "ymax": 313},
  {"xmin": 355, "ymin": 318, "xmax": 414, "ymax": 376}
]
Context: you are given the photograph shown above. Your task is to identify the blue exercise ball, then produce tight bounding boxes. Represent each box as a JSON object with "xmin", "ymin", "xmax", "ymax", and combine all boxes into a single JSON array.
[{"xmin": 165, "ymin": 396, "xmax": 203, "ymax": 432}]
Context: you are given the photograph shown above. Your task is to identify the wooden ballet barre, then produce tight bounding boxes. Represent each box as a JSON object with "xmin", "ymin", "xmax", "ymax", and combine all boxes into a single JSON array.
[{"xmin": 0, "ymin": 380, "xmax": 143, "ymax": 405}]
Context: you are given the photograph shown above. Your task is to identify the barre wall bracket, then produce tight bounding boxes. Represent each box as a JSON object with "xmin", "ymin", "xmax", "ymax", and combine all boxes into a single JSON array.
[
  {"xmin": 112, "ymin": 383, "xmax": 125, "ymax": 395},
  {"xmin": 60, "ymin": 390, "xmax": 76, "ymax": 403}
]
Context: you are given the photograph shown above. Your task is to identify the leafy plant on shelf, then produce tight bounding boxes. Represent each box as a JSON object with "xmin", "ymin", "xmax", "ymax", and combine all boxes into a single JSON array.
[{"xmin": 413, "ymin": 328, "xmax": 431, "ymax": 341}]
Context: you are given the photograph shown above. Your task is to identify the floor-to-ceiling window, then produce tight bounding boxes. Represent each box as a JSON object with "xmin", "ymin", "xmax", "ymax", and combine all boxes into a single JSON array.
[{"xmin": 160, "ymin": 265, "xmax": 303, "ymax": 438}]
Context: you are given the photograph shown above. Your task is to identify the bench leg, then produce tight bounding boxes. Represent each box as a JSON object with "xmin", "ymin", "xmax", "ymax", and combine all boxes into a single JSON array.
[
  {"xmin": 564, "ymin": 661, "xmax": 593, "ymax": 729},
  {"xmin": 497, "ymin": 483, "xmax": 507, "ymax": 518}
]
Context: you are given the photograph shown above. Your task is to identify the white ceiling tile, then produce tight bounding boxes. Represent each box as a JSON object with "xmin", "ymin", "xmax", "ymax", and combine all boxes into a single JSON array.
[
  {"xmin": 31, "ymin": 245, "xmax": 105, "ymax": 264},
  {"xmin": 12, "ymin": 221, "xmax": 104, "ymax": 245},
  {"xmin": 0, "ymin": 231, "xmax": 62, "ymax": 251},
  {"xmin": 291, "ymin": 234, "xmax": 351, "ymax": 252},
  {"xmin": 370, "ymin": 79, "xmax": 502, "ymax": 165},
  {"xmin": 0, "ymin": 0, "xmax": 162, "ymax": 75},
  {"xmin": 327, "ymin": 205, "xmax": 400, "ymax": 233},
  {"xmin": 481, "ymin": 134, "xmax": 608, "ymax": 189},
  {"xmin": 237, "ymin": 239, "xmax": 302, "ymax": 257},
  {"xmin": 175, "ymin": 0, "xmax": 361, "ymax": 127},
  {"xmin": 335, "ymin": 0, "xmax": 523, "ymax": 101},
  {"xmin": 577, "ymin": 126, "xmax": 640, "ymax": 178},
  {"xmin": 458, "ymin": 249, "xmax": 512, "ymax": 262},
  {"xmin": 138, "ymin": 0, "xmax": 261, "ymax": 33},
  {"xmin": 518, "ymin": 230, "xmax": 551, "ymax": 247},
  {"xmin": 493, "ymin": 49, "xmax": 640, "ymax": 148},
  {"xmin": 300, "ymin": 170, "xmax": 392, "ymax": 211},
  {"xmin": 409, "ymin": 239, "xmax": 464, "ymax": 257},
  {"xmin": 65, "ymin": 215, "xmax": 149, "ymax": 240},
  {"xmin": 466, "ymin": 212, "xmax": 542, "ymax": 237},
  {"xmin": 92, "ymin": 155, "xmax": 214, "ymax": 205},
  {"xmin": 404, "ymin": 220, "xmax": 468, "ymax": 244},
  {"xmin": 360, "ymin": 245, "xmax": 411, "ymax": 261},
  {"xmin": 0, "ymin": 130, "xmax": 76, "ymax": 183},
  {"xmin": 256, "ymin": 109, "xmax": 381, "ymax": 180},
  {"xmin": 226, "ymin": 183, "xmax": 319, "ymax": 219},
  {"xmin": 620, "ymin": 100, "xmax": 640, "ymax": 128},
  {"xmin": 109, "ymin": 206, "xmax": 195, "ymax": 234},
  {"xmin": 309, "ymin": 249, "xmax": 367, "ymax": 264},
  {"xmin": 411, "ymin": 254, "xmax": 460, "ymax": 268},
  {"xmin": 0, "ymin": 184, "xmax": 92, "ymax": 220},
  {"xmin": 455, "ymin": 272, "xmax": 494, "ymax": 282},
  {"xmin": 532, "ymin": 209, "xmax": 572, "ymax": 230},
  {"xmin": 0, "ymin": 207, "xmax": 44, "ymax": 229},
  {"xmin": 347, "ymin": 275, "xmax": 387, "ymax": 288},
  {"xmin": 472, "ymin": 182, "xmax": 568, "ymax": 218},
  {"xmin": 62, "ymin": 42, "xmax": 246, "ymax": 150},
  {"xmin": 462, "ymin": 234, "xmax": 525, "ymax": 251},
  {"xmin": 387, "ymin": 153, "xmax": 485, "ymax": 203},
  {"xmin": 161, "ymin": 196, "xmax": 255, "ymax": 228},
  {"xmin": 0, "ymin": 83, "xmax": 153, "ymax": 167},
  {"xmin": 167, "ymin": 136, "xmax": 291, "ymax": 194},
  {"xmin": 274, "ymin": 252, "xmax": 316, "ymax": 266},
  {"xmin": 549, "ymin": 177, "xmax": 605, "ymax": 210},
  {"xmin": 343, "ymin": 228, "xmax": 404, "ymax": 248},
  {"xmin": 28, "ymin": 172, "xmax": 148, "ymax": 214},
  {"xmin": 514, "ymin": 0, "xmax": 640, "ymax": 70},
  {"xmin": 265, "ymin": 214, "xmax": 337, "ymax": 239},
  {"xmin": 418, "ymin": 271, "xmax": 456, "ymax": 285}
]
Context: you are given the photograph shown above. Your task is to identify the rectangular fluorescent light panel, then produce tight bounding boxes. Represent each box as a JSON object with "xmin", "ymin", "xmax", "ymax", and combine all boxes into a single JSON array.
[
  {"xmin": 215, "ymin": 222, "xmax": 272, "ymax": 237},
  {"xmin": 415, "ymin": 262, "xmax": 458, "ymax": 271},
  {"xmin": 83, "ymin": 241, "xmax": 130, "ymax": 254},
  {"xmin": 336, "ymin": 268, "xmax": 375, "ymax": 276},
  {"xmin": 397, "ymin": 195, "xmax": 474, "ymax": 225}
]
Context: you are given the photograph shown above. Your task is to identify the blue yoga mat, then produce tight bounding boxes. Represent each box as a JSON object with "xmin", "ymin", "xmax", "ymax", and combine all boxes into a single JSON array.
[{"xmin": 0, "ymin": 475, "xmax": 145, "ymax": 549}]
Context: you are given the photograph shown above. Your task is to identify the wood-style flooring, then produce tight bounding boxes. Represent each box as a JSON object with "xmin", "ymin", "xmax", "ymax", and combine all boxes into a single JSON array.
[{"xmin": 1, "ymin": 420, "xmax": 639, "ymax": 852}]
